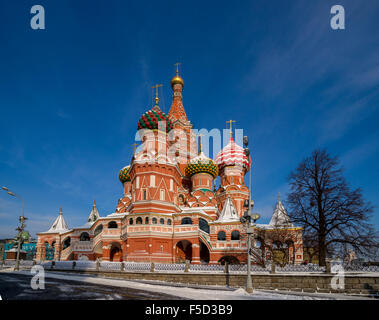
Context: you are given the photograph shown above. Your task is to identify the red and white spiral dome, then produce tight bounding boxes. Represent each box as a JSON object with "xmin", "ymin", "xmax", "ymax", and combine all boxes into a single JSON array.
[{"xmin": 215, "ymin": 136, "xmax": 250, "ymax": 172}]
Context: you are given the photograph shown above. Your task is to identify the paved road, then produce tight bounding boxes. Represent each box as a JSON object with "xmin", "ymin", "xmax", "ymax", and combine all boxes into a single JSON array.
[{"xmin": 0, "ymin": 272, "xmax": 184, "ymax": 300}]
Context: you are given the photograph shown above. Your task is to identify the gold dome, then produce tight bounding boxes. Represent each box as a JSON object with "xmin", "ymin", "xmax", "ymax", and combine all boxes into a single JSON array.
[{"xmin": 170, "ymin": 74, "xmax": 184, "ymax": 88}]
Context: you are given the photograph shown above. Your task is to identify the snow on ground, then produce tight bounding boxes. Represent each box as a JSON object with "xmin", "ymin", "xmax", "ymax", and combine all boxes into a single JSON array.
[{"xmin": 1, "ymin": 269, "xmax": 369, "ymax": 300}]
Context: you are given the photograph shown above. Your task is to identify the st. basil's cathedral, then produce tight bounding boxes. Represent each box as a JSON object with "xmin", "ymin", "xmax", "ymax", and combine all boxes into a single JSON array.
[{"xmin": 36, "ymin": 67, "xmax": 304, "ymax": 265}]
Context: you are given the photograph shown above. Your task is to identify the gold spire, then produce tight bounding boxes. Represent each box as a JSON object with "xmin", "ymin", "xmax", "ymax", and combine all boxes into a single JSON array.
[
  {"xmin": 93, "ymin": 198, "xmax": 96, "ymax": 207},
  {"xmin": 59, "ymin": 206, "xmax": 62, "ymax": 216},
  {"xmin": 152, "ymin": 84, "xmax": 163, "ymax": 105},
  {"xmin": 175, "ymin": 62, "xmax": 181, "ymax": 75},
  {"xmin": 171, "ymin": 62, "xmax": 184, "ymax": 89},
  {"xmin": 226, "ymin": 120, "xmax": 236, "ymax": 138},
  {"xmin": 278, "ymin": 192, "xmax": 281, "ymax": 202}
]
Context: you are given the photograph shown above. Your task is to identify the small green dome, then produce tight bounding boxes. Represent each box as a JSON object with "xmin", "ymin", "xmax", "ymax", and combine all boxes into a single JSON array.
[
  {"xmin": 119, "ymin": 166, "xmax": 131, "ymax": 183},
  {"xmin": 185, "ymin": 152, "xmax": 218, "ymax": 179}
]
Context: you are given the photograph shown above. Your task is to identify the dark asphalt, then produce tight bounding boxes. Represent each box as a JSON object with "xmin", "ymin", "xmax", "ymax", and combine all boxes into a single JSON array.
[{"xmin": 0, "ymin": 272, "xmax": 185, "ymax": 300}]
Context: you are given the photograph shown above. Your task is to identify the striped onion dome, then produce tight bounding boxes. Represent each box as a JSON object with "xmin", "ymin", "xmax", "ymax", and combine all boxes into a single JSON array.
[
  {"xmin": 137, "ymin": 105, "xmax": 173, "ymax": 133},
  {"xmin": 215, "ymin": 136, "xmax": 250, "ymax": 172},
  {"xmin": 185, "ymin": 151, "xmax": 219, "ymax": 179},
  {"xmin": 119, "ymin": 165, "xmax": 131, "ymax": 183}
]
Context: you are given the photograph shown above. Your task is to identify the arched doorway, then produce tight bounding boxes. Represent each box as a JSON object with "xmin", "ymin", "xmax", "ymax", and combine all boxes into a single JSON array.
[
  {"xmin": 200, "ymin": 241, "xmax": 210, "ymax": 264},
  {"xmin": 218, "ymin": 256, "xmax": 240, "ymax": 265},
  {"xmin": 110, "ymin": 243, "xmax": 122, "ymax": 262},
  {"xmin": 45, "ymin": 242, "xmax": 55, "ymax": 260},
  {"xmin": 175, "ymin": 240, "xmax": 192, "ymax": 263}
]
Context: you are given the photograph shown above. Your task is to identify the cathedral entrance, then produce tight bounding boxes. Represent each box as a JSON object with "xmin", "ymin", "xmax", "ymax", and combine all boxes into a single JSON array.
[
  {"xmin": 175, "ymin": 240, "xmax": 192, "ymax": 263},
  {"xmin": 109, "ymin": 243, "xmax": 122, "ymax": 262},
  {"xmin": 199, "ymin": 241, "xmax": 210, "ymax": 264}
]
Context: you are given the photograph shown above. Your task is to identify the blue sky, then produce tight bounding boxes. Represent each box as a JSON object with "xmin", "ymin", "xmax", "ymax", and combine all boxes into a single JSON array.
[{"xmin": 0, "ymin": 0, "xmax": 378, "ymax": 238}]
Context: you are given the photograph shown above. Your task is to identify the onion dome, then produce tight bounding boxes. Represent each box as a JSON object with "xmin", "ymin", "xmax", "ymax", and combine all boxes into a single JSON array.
[
  {"xmin": 185, "ymin": 151, "xmax": 219, "ymax": 178},
  {"xmin": 171, "ymin": 74, "xmax": 184, "ymax": 89},
  {"xmin": 215, "ymin": 136, "xmax": 250, "ymax": 172},
  {"xmin": 119, "ymin": 166, "xmax": 131, "ymax": 183},
  {"xmin": 171, "ymin": 63, "xmax": 184, "ymax": 88},
  {"xmin": 137, "ymin": 105, "xmax": 173, "ymax": 133}
]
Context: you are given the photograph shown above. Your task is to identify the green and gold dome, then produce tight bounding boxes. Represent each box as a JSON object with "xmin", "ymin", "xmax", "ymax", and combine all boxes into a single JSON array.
[
  {"xmin": 119, "ymin": 165, "xmax": 131, "ymax": 183},
  {"xmin": 185, "ymin": 152, "xmax": 218, "ymax": 179}
]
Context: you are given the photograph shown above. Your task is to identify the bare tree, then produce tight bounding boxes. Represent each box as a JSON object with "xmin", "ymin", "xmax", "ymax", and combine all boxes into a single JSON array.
[{"xmin": 286, "ymin": 149, "xmax": 378, "ymax": 266}]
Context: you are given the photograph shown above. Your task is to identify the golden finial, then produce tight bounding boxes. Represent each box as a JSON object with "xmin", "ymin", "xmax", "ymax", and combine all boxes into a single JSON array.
[
  {"xmin": 171, "ymin": 63, "xmax": 184, "ymax": 89},
  {"xmin": 59, "ymin": 206, "xmax": 62, "ymax": 216},
  {"xmin": 174, "ymin": 62, "xmax": 181, "ymax": 75},
  {"xmin": 152, "ymin": 84, "xmax": 163, "ymax": 105},
  {"xmin": 93, "ymin": 198, "xmax": 96, "ymax": 206},
  {"xmin": 226, "ymin": 120, "xmax": 236, "ymax": 138},
  {"xmin": 278, "ymin": 192, "xmax": 281, "ymax": 202},
  {"xmin": 198, "ymin": 133, "xmax": 204, "ymax": 153}
]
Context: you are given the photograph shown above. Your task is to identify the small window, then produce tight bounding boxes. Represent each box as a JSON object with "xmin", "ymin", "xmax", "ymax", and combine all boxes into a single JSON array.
[
  {"xmin": 143, "ymin": 189, "xmax": 147, "ymax": 200},
  {"xmin": 181, "ymin": 217, "xmax": 192, "ymax": 225},
  {"xmin": 199, "ymin": 218, "xmax": 209, "ymax": 233},
  {"xmin": 129, "ymin": 218, "xmax": 133, "ymax": 225},
  {"xmin": 145, "ymin": 217, "xmax": 149, "ymax": 224},
  {"xmin": 231, "ymin": 230, "xmax": 240, "ymax": 240},
  {"xmin": 160, "ymin": 189, "xmax": 165, "ymax": 201},
  {"xmin": 152, "ymin": 217, "xmax": 157, "ymax": 224},
  {"xmin": 94, "ymin": 225, "xmax": 103, "ymax": 236},
  {"xmin": 136, "ymin": 217, "xmax": 143, "ymax": 224},
  {"xmin": 63, "ymin": 237, "xmax": 71, "ymax": 249},
  {"xmin": 108, "ymin": 221, "xmax": 118, "ymax": 229},
  {"xmin": 217, "ymin": 231, "xmax": 226, "ymax": 241},
  {"xmin": 167, "ymin": 219, "xmax": 172, "ymax": 225},
  {"xmin": 80, "ymin": 232, "xmax": 90, "ymax": 241},
  {"xmin": 160, "ymin": 218, "xmax": 164, "ymax": 225}
]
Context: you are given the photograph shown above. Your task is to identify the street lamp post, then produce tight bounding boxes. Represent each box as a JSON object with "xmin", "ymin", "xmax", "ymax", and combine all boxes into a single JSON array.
[
  {"xmin": 242, "ymin": 137, "xmax": 260, "ymax": 293},
  {"xmin": 1, "ymin": 186, "xmax": 27, "ymax": 271}
]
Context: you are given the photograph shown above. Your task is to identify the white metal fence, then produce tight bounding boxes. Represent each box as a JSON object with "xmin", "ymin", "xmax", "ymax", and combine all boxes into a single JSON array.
[{"xmin": 1, "ymin": 259, "xmax": 378, "ymax": 274}]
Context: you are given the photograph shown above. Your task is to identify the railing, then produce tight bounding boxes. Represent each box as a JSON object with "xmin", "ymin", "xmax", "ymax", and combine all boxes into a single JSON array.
[{"xmin": 2, "ymin": 259, "xmax": 379, "ymax": 274}]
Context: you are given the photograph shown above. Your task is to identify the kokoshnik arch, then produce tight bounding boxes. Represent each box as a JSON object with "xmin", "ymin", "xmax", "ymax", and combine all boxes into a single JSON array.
[{"xmin": 36, "ymin": 67, "xmax": 304, "ymax": 265}]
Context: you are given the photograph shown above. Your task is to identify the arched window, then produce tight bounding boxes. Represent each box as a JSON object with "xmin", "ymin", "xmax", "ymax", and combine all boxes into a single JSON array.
[
  {"xmin": 143, "ymin": 190, "xmax": 147, "ymax": 200},
  {"xmin": 94, "ymin": 225, "xmax": 103, "ymax": 236},
  {"xmin": 80, "ymin": 232, "xmax": 90, "ymax": 241},
  {"xmin": 160, "ymin": 218, "xmax": 165, "ymax": 225},
  {"xmin": 145, "ymin": 217, "xmax": 149, "ymax": 224},
  {"xmin": 63, "ymin": 237, "xmax": 71, "ymax": 249},
  {"xmin": 136, "ymin": 217, "xmax": 143, "ymax": 224},
  {"xmin": 181, "ymin": 217, "xmax": 192, "ymax": 225},
  {"xmin": 199, "ymin": 218, "xmax": 209, "ymax": 233},
  {"xmin": 108, "ymin": 221, "xmax": 118, "ymax": 229},
  {"xmin": 152, "ymin": 217, "xmax": 157, "ymax": 224},
  {"xmin": 167, "ymin": 219, "xmax": 172, "ymax": 225},
  {"xmin": 178, "ymin": 194, "xmax": 184, "ymax": 205},
  {"xmin": 129, "ymin": 218, "xmax": 133, "ymax": 225},
  {"xmin": 231, "ymin": 230, "xmax": 240, "ymax": 240},
  {"xmin": 217, "ymin": 231, "xmax": 226, "ymax": 241}
]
